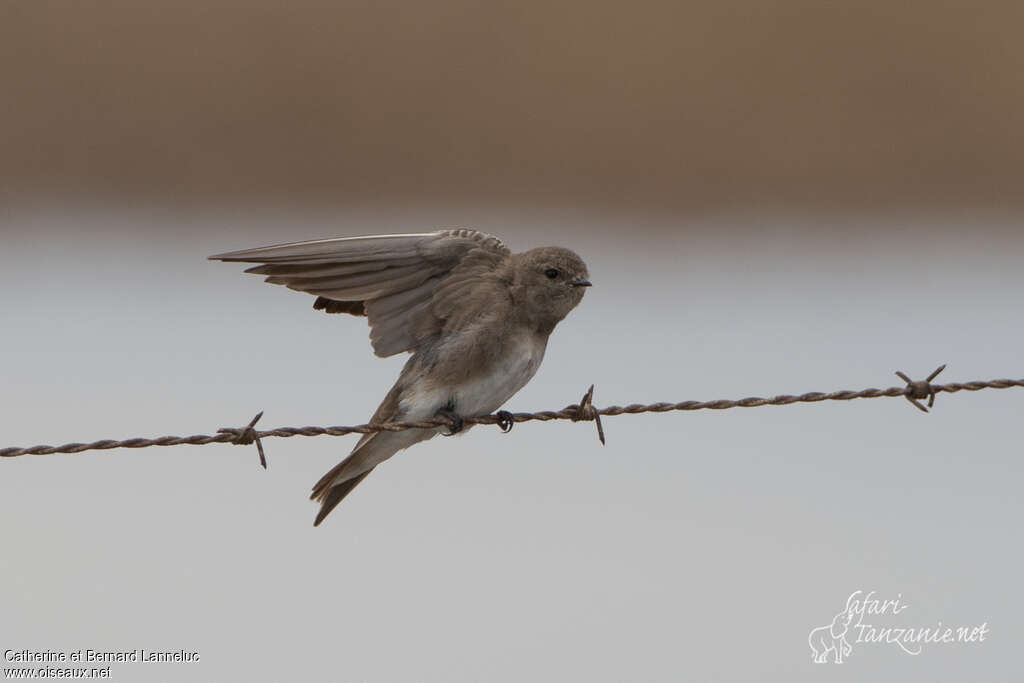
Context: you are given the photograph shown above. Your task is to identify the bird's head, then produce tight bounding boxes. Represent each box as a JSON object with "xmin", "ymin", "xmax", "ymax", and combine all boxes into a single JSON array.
[{"xmin": 511, "ymin": 247, "xmax": 591, "ymax": 334}]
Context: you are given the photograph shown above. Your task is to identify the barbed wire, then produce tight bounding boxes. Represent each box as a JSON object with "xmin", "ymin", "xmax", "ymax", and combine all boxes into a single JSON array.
[{"xmin": 2, "ymin": 365, "xmax": 1022, "ymax": 464}]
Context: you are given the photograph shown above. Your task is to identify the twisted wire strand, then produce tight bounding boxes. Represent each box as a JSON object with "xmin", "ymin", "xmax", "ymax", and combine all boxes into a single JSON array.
[{"xmin": 2, "ymin": 373, "xmax": 1022, "ymax": 459}]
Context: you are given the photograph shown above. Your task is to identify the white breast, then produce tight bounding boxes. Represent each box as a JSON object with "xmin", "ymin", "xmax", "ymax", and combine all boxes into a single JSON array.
[
  {"xmin": 398, "ymin": 334, "xmax": 546, "ymax": 419},
  {"xmin": 453, "ymin": 335, "xmax": 546, "ymax": 416}
]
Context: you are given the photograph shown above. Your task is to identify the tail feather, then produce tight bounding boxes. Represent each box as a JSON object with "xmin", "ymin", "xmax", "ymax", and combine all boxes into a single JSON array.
[
  {"xmin": 310, "ymin": 428, "xmax": 438, "ymax": 526},
  {"xmin": 311, "ymin": 433, "xmax": 375, "ymax": 502},
  {"xmin": 313, "ymin": 469, "xmax": 374, "ymax": 526}
]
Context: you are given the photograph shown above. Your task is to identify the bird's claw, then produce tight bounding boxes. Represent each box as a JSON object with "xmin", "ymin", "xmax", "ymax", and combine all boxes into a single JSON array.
[
  {"xmin": 495, "ymin": 410, "xmax": 515, "ymax": 433},
  {"xmin": 437, "ymin": 409, "xmax": 464, "ymax": 436}
]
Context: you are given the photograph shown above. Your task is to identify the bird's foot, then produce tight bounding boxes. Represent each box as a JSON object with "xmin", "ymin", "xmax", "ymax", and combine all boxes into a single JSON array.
[
  {"xmin": 437, "ymin": 408, "xmax": 464, "ymax": 436},
  {"xmin": 495, "ymin": 410, "xmax": 515, "ymax": 433}
]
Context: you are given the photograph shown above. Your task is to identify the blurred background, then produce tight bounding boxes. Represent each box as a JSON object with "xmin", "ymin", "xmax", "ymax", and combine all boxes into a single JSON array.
[
  {"xmin": 1, "ymin": 2, "xmax": 1021, "ymax": 681},
  {"xmin": 3, "ymin": 0, "xmax": 1024, "ymax": 210}
]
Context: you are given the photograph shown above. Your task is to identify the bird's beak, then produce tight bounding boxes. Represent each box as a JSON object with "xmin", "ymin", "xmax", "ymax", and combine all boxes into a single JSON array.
[{"xmin": 571, "ymin": 279, "xmax": 592, "ymax": 287}]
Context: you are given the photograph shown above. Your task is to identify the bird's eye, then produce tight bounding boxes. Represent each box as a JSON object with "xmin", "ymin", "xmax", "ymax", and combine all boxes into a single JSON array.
[{"xmin": 544, "ymin": 268, "xmax": 559, "ymax": 280}]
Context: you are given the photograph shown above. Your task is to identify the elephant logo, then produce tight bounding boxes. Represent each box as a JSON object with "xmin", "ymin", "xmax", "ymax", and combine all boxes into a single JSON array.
[{"xmin": 808, "ymin": 594, "xmax": 857, "ymax": 663}]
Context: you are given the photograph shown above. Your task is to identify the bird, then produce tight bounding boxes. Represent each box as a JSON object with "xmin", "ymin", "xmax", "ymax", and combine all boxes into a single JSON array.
[{"xmin": 210, "ymin": 229, "xmax": 591, "ymax": 526}]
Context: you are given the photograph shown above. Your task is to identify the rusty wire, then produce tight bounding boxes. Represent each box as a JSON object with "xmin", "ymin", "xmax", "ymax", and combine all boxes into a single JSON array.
[{"xmin": 2, "ymin": 365, "xmax": 1023, "ymax": 462}]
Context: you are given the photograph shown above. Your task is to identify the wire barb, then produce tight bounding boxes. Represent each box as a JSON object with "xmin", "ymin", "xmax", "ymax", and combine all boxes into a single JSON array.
[
  {"xmin": 570, "ymin": 384, "xmax": 606, "ymax": 445},
  {"xmin": 218, "ymin": 411, "xmax": 267, "ymax": 468},
  {"xmin": 3, "ymin": 365, "xmax": 1024, "ymax": 459},
  {"xmin": 895, "ymin": 364, "xmax": 946, "ymax": 413}
]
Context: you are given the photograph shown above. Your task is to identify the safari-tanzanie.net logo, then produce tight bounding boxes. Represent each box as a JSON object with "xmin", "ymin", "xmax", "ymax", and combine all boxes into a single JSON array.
[{"xmin": 808, "ymin": 590, "xmax": 988, "ymax": 663}]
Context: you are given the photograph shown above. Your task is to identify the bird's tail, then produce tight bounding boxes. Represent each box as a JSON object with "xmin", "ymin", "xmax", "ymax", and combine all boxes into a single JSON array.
[
  {"xmin": 310, "ymin": 429, "xmax": 437, "ymax": 526},
  {"xmin": 311, "ymin": 432, "xmax": 377, "ymax": 526},
  {"xmin": 312, "ymin": 468, "xmax": 374, "ymax": 526}
]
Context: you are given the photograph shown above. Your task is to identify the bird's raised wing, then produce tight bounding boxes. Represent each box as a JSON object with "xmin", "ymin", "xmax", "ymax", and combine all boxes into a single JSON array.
[{"xmin": 210, "ymin": 229, "xmax": 509, "ymax": 357}]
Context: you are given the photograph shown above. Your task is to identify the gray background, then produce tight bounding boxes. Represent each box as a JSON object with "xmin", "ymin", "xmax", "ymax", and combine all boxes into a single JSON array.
[{"xmin": 2, "ymin": 2, "xmax": 1022, "ymax": 681}]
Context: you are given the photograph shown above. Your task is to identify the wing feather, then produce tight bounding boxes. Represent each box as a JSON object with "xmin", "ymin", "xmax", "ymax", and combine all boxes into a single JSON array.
[
  {"xmin": 210, "ymin": 229, "xmax": 509, "ymax": 357},
  {"xmin": 244, "ymin": 258, "xmax": 420, "ymax": 278},
  {"xmin": 211, "ymin": 233, "xmax": 429, "ymax": 263},
  {"xmin": 267, "ymin": 264, "xmax": 425, "ymax": 291},
  {"xmin": 302, "ymin": 267, "xmax": 436, "ymax": 301}
]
